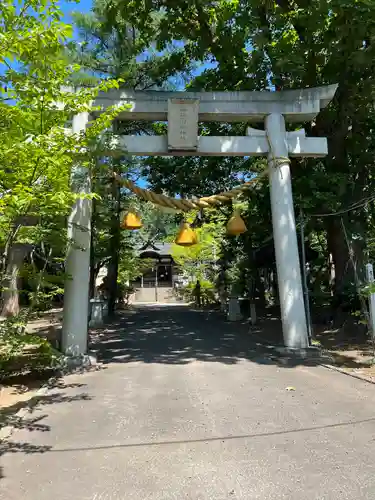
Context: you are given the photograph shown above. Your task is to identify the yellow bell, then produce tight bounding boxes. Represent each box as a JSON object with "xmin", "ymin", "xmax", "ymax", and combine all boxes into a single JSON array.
[
  {"xmin": 121, "ymin": 211, "xmax": 142, "ymax": 230},
  {"xmin": 175, "ymin": 222, "xmax": 198, "ymax": 247},
  {"xmin": 226, "ymin": 210, "xmax": 247, "ymax": 236}
]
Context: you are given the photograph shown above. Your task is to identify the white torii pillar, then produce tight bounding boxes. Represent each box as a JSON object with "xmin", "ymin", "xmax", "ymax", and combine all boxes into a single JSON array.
[
  {"xmin": 62, "ymin": 111, "xmax": 91, "ymax": 356},
  {"xmin": 264, "ymin": 114, "xmax": 308, "ymax": 349}
]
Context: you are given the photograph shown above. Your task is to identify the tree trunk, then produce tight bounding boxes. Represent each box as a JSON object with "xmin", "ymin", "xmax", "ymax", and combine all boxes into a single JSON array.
[
  {"xmin": 107, "ymin": 177, "xmax": 121, "ymax": 316},
  {"xmin": 89, "ymin": 197, "xmax": 97, "ymax": 300},
  {"xmin": 89, "ymin": 263, "xmax": 101, "ymax": 301},
  {"xmin": 326, "ymin": 217, "xmax": 354, "ymax": 327},
  {"xmin": 254, "ymin": 266, "xmax": 266, "ymax": 309},
  {"xmin": 89, "ymin": 167, "xmax": 98, "ymax": 301},
  {"xmin": 107, "ymin": 254, "xmax": 119, "ymax": 315},
  {"xmin": 1, "ymin": 243, "xmax": 29, "ymax": 317},
  {"xmin": 89, "ymin": 257, "xmax": 96, "ymax": 300}
]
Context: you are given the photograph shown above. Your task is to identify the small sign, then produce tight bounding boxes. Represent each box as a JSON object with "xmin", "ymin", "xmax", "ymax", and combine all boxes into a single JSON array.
[{"xmin": 168, "ymin": 98, "xmax": 199, "ymax": 151}]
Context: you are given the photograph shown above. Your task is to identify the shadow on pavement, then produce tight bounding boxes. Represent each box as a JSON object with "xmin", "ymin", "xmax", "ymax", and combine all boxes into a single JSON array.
[
  {"xmin": 92, "ymin": 305, "xmax": 321, "ymax": 368},
  {"xmin": 0, "ymin": 380, "xmax": 93, "ymax": 466}
]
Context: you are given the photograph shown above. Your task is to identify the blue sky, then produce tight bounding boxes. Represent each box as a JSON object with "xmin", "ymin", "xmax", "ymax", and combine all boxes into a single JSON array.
[
  {"xmin": 60, "ymin": 0, "xmax": 92, "ymax": 21},
  {"xmin": 58, "ymin": 0, "xmax": 217, "ymax": 189},
  {"xmin": 59, "ymin": 0, "xmax": 216, "ymax": 84}
]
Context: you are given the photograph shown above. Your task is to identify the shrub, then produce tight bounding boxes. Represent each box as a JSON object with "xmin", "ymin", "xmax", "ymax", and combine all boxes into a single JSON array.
[
  {"xmin": 0, "ymin": 316, "xmax": 62, "ymax": 378},
  {"xmin": 182, "ymin": 280, "xmax": 217, "ymax": 305}
]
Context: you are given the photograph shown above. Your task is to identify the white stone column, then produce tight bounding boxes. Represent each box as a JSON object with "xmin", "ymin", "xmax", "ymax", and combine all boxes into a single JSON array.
[
  {"xmin": 62, "ymin": 112, "xmax": 91, "ymax": 356},
  {"xmin": 264, "ymin": 113, "xmax": 309, "ymax": 349}
]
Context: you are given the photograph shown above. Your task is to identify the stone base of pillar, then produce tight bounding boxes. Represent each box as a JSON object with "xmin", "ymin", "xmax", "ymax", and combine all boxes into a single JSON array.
[
  {"xmin": 59, "ymin": 352, "xmax": 99, "ymax": 373},
  {"xmin": 274, "ymin": 346, "xmax": 322, "ymax": 359}
]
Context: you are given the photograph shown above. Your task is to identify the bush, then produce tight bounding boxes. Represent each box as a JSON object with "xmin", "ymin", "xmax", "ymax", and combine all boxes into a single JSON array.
[
  {"xmin": 116, "ymin": 282, "xmax": 135, "ymax": 306},
  {"xmin": 0, "ymin": 316, "xmax": 62, "ymax": 378},
  {"xmin": 182, "ymin": 280, "xmax": 217, "ymax": 305}
]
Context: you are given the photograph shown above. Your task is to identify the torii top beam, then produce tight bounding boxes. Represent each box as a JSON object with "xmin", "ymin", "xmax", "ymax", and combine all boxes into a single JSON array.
[{"xmin": 94, "ymin": 85, "xmax": 338, "ymax": 123}]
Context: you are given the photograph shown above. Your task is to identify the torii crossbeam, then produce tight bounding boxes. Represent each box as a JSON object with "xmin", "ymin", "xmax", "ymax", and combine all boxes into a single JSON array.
[{"xmin": 109, "ymin": 128, "xmax": 327, "ymax": 157}]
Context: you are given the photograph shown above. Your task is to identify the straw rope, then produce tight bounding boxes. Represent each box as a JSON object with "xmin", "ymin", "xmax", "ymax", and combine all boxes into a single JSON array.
[
  {"xmin": 113, "ymin": 132, "xmax": 290, "ymax": 212},
  {"xmin": 112, "ymin": 171, "xmax": 270, "ymax": 211}
]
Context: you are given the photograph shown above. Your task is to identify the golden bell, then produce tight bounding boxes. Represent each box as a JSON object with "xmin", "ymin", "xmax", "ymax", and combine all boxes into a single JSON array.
[
  {"xmin": 121, "ymin": 211, "xmax": 142, "ymax": 230},
  {"xmin": 175, "ymin": 222, "xmax": 198, "ymax": 247},
  {"xmin": 226, "ymin": 210, "xmax": 247, "ymax": 236}
]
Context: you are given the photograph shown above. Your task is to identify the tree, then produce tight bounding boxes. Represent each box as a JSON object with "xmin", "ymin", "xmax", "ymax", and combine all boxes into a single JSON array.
[
  {"xmin": 171, "ymin": 209, "xmax": 225, "ymax": 282},
  {"xmin": 0, "ymin": 0, "xmax": 125, "ymax": 317}
]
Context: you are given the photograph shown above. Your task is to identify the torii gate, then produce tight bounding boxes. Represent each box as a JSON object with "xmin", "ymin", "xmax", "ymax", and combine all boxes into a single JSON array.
[{"xmin": 62, "ymin": 85, "xmax": 337, "ymax": 358}]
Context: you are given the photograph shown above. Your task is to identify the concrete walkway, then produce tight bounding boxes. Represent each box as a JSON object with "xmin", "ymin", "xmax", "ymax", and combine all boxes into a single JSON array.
[{"xmin": 2, "ymin": 305, "xmax": 375, "ymax": 499}]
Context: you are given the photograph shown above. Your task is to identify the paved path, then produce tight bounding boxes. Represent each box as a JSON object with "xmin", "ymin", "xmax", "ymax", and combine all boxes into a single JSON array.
[{"xmin": 2, "ymin": 305, "xmax": 375, "ymax": 499}]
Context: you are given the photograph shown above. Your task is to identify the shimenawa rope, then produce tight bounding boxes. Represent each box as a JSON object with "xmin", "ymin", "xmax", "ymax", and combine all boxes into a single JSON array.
[{"xmin": 113, "ymin": 132, "xmax": 290, "ymax": 212}]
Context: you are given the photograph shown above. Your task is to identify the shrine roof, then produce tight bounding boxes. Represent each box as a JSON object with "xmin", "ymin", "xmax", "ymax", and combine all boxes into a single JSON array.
[{"xmin": 138, "ymin": 242, "xmax": 172, "ymax": 256}]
